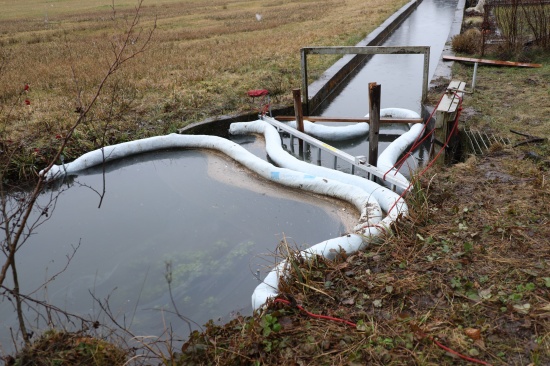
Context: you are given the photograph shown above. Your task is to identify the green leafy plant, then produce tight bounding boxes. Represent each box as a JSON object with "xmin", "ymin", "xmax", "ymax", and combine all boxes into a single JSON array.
[{"xmin": 261, "ymin": 314, "xmax": 281, "ymax": 337}]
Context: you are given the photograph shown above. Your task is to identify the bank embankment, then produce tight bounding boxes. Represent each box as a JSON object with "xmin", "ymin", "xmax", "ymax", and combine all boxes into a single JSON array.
[{"xmin": 176, "ymin": 57, "xmax": 550, "ymax": 364}]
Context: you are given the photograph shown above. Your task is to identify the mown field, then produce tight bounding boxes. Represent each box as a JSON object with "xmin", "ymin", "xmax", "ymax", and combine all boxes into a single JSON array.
[{"xmin": 0, "ymin": 0, "xmax": 408, "ymax": 181}]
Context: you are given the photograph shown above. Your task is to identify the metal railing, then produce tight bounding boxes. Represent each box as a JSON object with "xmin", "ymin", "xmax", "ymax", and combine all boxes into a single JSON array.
[{"xmin": 260, "ymin": 115, "xmax": 410, "ymax": 192}]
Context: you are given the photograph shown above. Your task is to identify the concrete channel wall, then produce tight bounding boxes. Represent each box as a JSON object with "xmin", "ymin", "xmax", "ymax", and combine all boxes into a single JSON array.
[{"xmin": 430, "ymin": 0, "xmax": 467, "ymax": 87}]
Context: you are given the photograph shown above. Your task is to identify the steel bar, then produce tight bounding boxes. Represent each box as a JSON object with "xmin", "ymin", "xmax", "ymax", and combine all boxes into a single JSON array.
[
  {"xmin": 464, "ymin": 130, "xmax": 478, "ymax": 155},
  {"xmin": 260, "ymin": 115, "xmax": 410, "ymax": 191},
  {"xmin": 466, "ymin": 129, "xmax": 483, "ymax": 155},
  {"xmin": 274, "ymin": 116, "xmax": 423, "ymax": 124},
  {"xmin": 477, "ymin": 130, "xmax": 489, "ymax": 150}
]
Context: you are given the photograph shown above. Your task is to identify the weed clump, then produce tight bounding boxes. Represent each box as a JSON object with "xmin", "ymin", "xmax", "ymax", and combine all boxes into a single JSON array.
[
  {"xmin": 451, "ymin": 28, "xmax": 482, "ymax": 54},
  {"xmin": 6, "ymin": 330, "xmax": 127, "ymax": 366}
]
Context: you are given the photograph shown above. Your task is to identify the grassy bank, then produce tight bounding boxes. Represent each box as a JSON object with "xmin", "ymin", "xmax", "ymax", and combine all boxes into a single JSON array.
[{"xmin": 1, "ymin": 0, "xmax": 407, "ymax": 181}]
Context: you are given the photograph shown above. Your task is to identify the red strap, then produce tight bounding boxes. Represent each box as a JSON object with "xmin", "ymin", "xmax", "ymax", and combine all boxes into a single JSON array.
[{"xmin": 247, "ymin": 89, "xmax": 269, "ymax": 97}]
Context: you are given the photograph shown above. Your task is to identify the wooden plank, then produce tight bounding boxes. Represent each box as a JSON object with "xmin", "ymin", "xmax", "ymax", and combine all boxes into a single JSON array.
[
  {"xmin": 274, "ymin": 116, "xmax": 423, "ymax": 124},
  {"xmin": 435, "ymin": 81, "xmax": 465, "ymax": 130},
  {"xmin": 437, "ymin": 81, "xmax": 466, "ymax": 115},
  {"xmin": 443, "ymin": 55, "xmax": 542, "ymax": 68}
]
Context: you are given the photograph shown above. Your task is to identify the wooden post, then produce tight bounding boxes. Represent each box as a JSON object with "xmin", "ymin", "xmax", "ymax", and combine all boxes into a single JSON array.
[
  {"xmin": 368, "ymin": 82, "xmax": 381, "ymax": 167},
  {"xmin": 300, "ymin": 49, "xmax": 309, "ymax": 116},
  {"xmin": 431, "ymin": 80, "xmax": 466, "ymax": 165},
  {"xmin": 293, "ymin": 89, "xmax": 304, "ymax": 132},
  {"xmin": 293, "ymin": 88, "xmax": 304, "ymax": 152}
]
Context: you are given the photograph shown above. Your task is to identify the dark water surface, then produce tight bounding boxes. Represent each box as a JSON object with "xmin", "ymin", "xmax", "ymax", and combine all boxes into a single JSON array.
[{"xmin": 2, "ymin": 149, "xmax": 349, "ymax": 347}]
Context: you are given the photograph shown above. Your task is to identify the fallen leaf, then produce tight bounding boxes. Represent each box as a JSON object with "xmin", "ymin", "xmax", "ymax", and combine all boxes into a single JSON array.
[
  {"xmin": 469, "ymin": 348, "xmax": 480, "ymax": 357},
  {"xmin": 335, "ymin": 262, "xmax": 349, "ymax": 270},
  {"xmin": 520, "ymin": 269, "xmax": 539, "ymax": 277},
  {"xmin": 278, "ymin": 316, "xmax": 294, "ymax": 330},
  {"xmin": 356, "ymin": 321, "xmax": 368, "ymax": 332},
  {"xmin": 341, "ymin": 297, "xmax": 355, "ymax": 305},
  {"xmin": 474, "ymin": 338, "xmax": 486, "ymax": 349},
  {"xmin": 465, "ymin": 328, "xmax": 481, "ymax": 341},
  {"xmin": 513, "ymin": 303, "xmax": 531, "ymax": 314},
  {"xmin": 479, "ymin": 288, "xmax": 492, "ymax": 299}
]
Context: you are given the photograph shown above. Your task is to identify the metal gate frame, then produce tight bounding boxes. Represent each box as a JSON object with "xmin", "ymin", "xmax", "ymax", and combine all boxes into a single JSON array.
[{"xmin": 300, "ymin": 46, "xmax": 430, "ymax": 115}]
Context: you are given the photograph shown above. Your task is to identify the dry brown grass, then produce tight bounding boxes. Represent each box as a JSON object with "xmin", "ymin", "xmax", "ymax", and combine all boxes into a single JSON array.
[
  {"xmin": 177, "ymin": 149, "xmax": 550, "ymax": 365},
  {"xmin": 1, "ymin": 0, "xmax": 408, "ymax": 180},
  {"xmin": 8, "ymin": 329, "xmax": 128, "ymax": 366}
]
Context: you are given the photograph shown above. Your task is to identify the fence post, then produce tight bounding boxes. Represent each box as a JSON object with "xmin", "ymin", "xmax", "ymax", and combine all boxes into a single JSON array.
[
  {"xmin": 293, "ymin": 88, "xmax": 305, "ymax": 152},
  {"xmin": 368, "ymin": 82, "xmax": 381, "ymax": 168},
  {"xmin": 431, "ymin": 80, "xmax": 465, "ymax": 164}
]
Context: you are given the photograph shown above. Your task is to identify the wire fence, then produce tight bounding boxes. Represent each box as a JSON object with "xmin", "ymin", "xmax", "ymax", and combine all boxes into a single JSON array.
[{"xmin": 488, "ymin": 0, "xmax": 550, "ymax": 6}]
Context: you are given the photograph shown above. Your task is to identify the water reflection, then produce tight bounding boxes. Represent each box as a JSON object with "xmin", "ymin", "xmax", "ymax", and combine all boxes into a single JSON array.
[{"xmin": 1, "ymin": 149, "xmax": 350, "ymax": 347}]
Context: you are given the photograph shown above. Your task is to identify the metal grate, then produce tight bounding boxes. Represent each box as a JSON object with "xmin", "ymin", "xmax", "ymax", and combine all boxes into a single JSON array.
[{"xmin": 463, "ymin": 127, "xmax": 511, "ymax": 155}]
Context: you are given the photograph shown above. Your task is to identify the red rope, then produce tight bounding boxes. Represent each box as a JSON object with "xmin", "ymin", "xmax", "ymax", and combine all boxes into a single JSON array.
[
  {"xmin": 384, "ymin": 91, "xmax": 464, "ymax": 216},
  {"xmin": 261, "ymin": 101, "xmax": 270, "ymax": 116},
  {"xmin": 432, "ymin": 338, "xmax": 493, "ymax": 366},
  {"xmin": 274, "ymin": 298, "xmax": 356, "ymax": 328},
  {"xmin": 273, "ymin": 296, "xmax": 492, "ymax": 365},
  {"xmin": 416, "ymin": 92, "xmax": 463, "ymax": 178},
  {"xmin": 382, "ymin": 93, "xmax": 444, "ymax": 181}
]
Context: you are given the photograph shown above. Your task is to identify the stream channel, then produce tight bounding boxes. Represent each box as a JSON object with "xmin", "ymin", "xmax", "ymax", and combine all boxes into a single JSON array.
[{"xmin": 1, "ymin": 0, "xmax": 459, "ymax": 349}]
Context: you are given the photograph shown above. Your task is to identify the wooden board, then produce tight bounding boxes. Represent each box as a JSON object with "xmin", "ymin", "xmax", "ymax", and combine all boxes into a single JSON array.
[
  {"xmin": 437, "ymin": 80, "xmax": 466, "ymax": 114},
  {"xmin": 443, "ymin": 55, "xmax": 542, "ymax": 68}
]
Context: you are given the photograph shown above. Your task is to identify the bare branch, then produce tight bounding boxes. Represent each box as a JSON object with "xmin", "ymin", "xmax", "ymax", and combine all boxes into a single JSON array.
[{"xmin": 0, "ymin": 0, "xmax": 156, "ymax": 346}]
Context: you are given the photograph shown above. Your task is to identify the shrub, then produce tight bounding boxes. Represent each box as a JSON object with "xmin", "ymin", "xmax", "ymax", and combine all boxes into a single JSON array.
[
  {"xmin": 451, "ymin": 28, "xmax": 482, "ymax": 54},
  {"xmin": 493, "ymin": 0, "xmax": 550, "ymax": 51}
]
